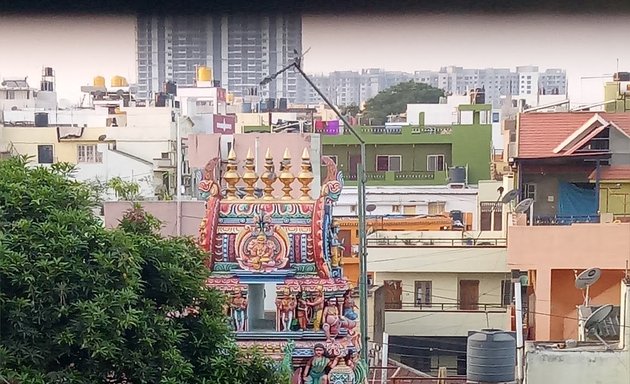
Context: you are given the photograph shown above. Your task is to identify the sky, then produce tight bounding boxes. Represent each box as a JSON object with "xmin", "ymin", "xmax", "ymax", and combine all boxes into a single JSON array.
[{"xmin": 0, "ymin": 13, "xmax": 629, "ymax": 105}]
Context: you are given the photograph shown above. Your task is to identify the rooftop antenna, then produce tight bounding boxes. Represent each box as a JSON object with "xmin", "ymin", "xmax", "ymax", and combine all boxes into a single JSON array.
[
  {"xmin": 583, "ymin": 304, "xmax": 614, "ymax": 350},
  {"xmin": 575, "ymin": 267, "xmax": 602, "ymax": 307}
]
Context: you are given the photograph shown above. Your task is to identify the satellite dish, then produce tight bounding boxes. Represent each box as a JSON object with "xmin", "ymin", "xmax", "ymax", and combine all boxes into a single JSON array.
[
  {"xmin": 575, "ymin": 268, "xmax": 602, "ymax": 290},
  {"xmin": 514, "ymin": 198, "xmax": 534, "ymax": 213},
  {"xmin": 366, "ymin": 204, "xmax": 377, "ymax": 213},
  {"xmin": 501, "ymin": 189, "xmax": 520, "ymax": 204},
  {"xmin": 584, "ymin": 304, "xmax": 614, "ymax": 349}
]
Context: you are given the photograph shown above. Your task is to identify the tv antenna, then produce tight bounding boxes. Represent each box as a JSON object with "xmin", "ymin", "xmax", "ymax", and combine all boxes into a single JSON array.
[
  {"xmin": 583, "ymin": 304, "xmax": 614, "ymax": 350},
  {"xmin": 575, "ymin": 267, "xmax": 601, "ymax": 306}
]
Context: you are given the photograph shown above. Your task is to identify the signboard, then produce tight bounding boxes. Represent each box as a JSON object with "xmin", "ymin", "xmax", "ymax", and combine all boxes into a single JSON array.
[{"xmin": 212, "ymin": 114, "xmax": 235, "ymax": 134}]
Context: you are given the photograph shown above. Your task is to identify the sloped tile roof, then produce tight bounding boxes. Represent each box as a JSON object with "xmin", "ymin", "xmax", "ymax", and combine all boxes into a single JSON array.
[
  {"xmin": 517, "ymin": 112, "xmax": 630, "ymax": 159},
  {"xmin": 589, "ymin": 165, "xmax": 630, "ymax": 181}
]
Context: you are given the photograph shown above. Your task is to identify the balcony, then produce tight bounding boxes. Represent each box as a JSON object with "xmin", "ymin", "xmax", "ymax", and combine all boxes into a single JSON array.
[
  {"xmin": 367, "ymin": 237, "xmax": 507, "ymax": 247},
  {"xmin": 532, "ymin": 215, "xmax": 600, "ymax": 226},
  {"xmin": 321, "ymin": 125, "xmax": 459, "ymax": 146},
  {"xmin": 383, "ymin": 304, "xmax": 508, "ymax": 337},
  {"xmin": 343, "ymin": 170, "xmax": 446, "ymax": 186}
]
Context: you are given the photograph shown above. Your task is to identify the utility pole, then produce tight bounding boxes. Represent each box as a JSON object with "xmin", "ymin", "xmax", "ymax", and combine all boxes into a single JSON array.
[{"xmin": 262, "ymin": 60, "xmax": 369, "ymax": 363}]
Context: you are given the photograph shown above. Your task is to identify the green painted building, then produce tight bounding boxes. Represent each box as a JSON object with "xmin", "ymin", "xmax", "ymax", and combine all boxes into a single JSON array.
[{"xmin": 321, "ymin": 104, "xmax": 492, "ymax": 186}]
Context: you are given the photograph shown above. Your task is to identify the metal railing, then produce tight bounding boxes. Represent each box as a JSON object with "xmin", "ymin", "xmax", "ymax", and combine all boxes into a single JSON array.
[
  {"xmin": 366, "ymin": 367, "xmax": 467, "ymax": 384},
  {"xmin": 385, "ymin": 302, "xmax": 506, "ymax": 312},
  {"xmin": 533, "ymin": 215, "xmax": 600, "ymax": 226},
  {"xmin": 393, "ymin": 171, "xmax": 435, "ymax": 180},
  {"xmin": 367, "ymin": 237, "xmax": 507, "ymax": 247}
]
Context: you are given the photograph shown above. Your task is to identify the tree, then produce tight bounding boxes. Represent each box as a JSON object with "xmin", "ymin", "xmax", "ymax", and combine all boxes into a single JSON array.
[
  {"xmin": 362, "ymin": 81, "xmax": 445, "ymax": 124},
  {"xmin": 0, "ymin": 156, "xmax": 281, "ymax": 384},
  {"xmin": 339, "ymin": 104, "xmax": 361, "ymax": 118}
]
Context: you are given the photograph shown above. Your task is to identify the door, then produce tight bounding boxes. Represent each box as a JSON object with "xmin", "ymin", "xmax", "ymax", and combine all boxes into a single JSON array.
[
  {"xmin": 349, "ymin": 154, "xmax": 361, "ymax": 179},
  {"xmin": 384, "ymin": 280, "xmax": 402, "ymax": 309},
  {"xmin": 459, "ymin": 280, "xmax": 479, "ymax": 310},
  {"xmin": 338, "ymin": 229, "xmax": 352, "ymax": 257}
]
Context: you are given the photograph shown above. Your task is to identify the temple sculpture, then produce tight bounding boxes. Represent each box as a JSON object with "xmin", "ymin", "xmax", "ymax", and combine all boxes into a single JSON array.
[{"xmin": 198, "ymin": 147, "xmax": 367, "ymax": 384}]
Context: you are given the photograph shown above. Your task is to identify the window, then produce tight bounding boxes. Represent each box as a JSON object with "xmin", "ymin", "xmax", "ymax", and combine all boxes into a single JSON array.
[
  {"xmin": 376, "ymin": 155, "xmax": 401, "ymax": 172},
  {"xmin": 428, "ymin": 201, "xmax": 446, "ymax": 215},
  {"xmin": 501, "ymin": 280, "xmax": 513, "ymax": 307},
  {"xmin": 415, "ymin": 281, "xmax": 432, "ymax": 307},
  {"xmin": 77, "ymin": 145, "xmax": 103, "ymax": 163},
  {"xmin": 522, "ymin": 183, "xmax": 536, "ymax": 201},
  {"xmin": 327, "ymin": 155, "xmax": 338, "ymax": 164},
  {"xmin": 427, "ymin": 155, "xmax": 445, "ymax": 172},
  {"xmin": 480, "ymin": 201, "xmax": 502, "ymax": 231},
  {"xmin": 37, "ymin": 145, "xmax": 54, "ymax": 164},
  {"xmin": 350, "ymin": 205, "xmax": 357, "ymax": 213},
  {"xmin": 403, "ymin": 205, "xmax": 416, "ymax": 215},
  {"xmin": 492, "ymin": 112, "xmax": 500, "ymax": 123},
  {"xmin": 392, "ymin": 205, "xmax": 400, "ymax": 213}
]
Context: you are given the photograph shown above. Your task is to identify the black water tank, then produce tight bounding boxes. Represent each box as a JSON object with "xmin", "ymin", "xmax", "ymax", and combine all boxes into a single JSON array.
[
  {"xmin": 279, "ymin": 98, "xmax": 288, "ymax": 111},
  {"xmin": 34, "ymin": 112, "xmax": 49, "ymax": 127},
  {"xmin": 467, "ymin": 329, "xmax": 516, "ymax": 383},
  {"xmin": 266, "ymin": 98, "xmax": 276, "ymax": 111},
  {"xmin": 44, "ymin": 67, "xmax": 54, "ymax": 77},
  {"xmin": 449, "ymin": 166, "xmax": 467, "ymax": 184},
  {"xmin": 614, "ymin": 72, "xmax": 630, "ymax": 81},
  {"xmin": 164, "ymin": 81, "xmax": 177, "ymax": 95}
]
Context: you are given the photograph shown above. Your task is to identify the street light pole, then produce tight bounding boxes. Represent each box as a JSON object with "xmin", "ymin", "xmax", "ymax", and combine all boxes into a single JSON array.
[{"xmin": 262, "ymin": 62, "xmax": 369, "ymax": 363}]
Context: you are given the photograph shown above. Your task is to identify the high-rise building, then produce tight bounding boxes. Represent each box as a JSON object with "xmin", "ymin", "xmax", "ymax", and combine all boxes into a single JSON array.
[{"xmin": 136, "ymin": 15, "xmax": 302, "ymax": 102}]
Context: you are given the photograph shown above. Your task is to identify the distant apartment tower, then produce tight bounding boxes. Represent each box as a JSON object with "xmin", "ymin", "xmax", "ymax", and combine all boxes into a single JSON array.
[
  {"xmin": 414, "ymin": 66, "xmax": 567, "ymax": 107},
  {"xmin": 136, "ymin": 15, "xmax": 302, "ymax": 102}
]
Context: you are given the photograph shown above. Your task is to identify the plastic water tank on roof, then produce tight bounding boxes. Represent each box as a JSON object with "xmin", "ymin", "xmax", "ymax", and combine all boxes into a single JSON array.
[
  {"xmin": 197, "ymin": 66, "xmax": 213, "ymax": 82},
  {"xmin": 449, "ymin": 166, "xmax": 467, "ymax": 184},
  {"xmin": 111, "ymin": 76, "xmax": 128, "ymax": 87},
  {"xmin": 467, "ymin": 329, "xmax": 516, "ymax": 383},
  {"xmin": 93, "ymin": 76, "xmax": 106, "ymax": 87}
]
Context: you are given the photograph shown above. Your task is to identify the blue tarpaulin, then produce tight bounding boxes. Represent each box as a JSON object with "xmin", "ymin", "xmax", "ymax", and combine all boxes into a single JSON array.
[{"xmin": 557, "ymin": 181, "xmax": 597, "ymax": 217}]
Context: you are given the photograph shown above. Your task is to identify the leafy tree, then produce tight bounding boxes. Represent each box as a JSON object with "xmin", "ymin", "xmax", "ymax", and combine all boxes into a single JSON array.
[
  {"xmin": 363, "ymin": 81, "xmax": 445, "ymax": 124},
  {"xmin": 339, "ymin": 104, "xmax": 361, "ymax": 118},
  {"xmin": 106, "ymin": 176, "xmax": 142, "ymax": 201},
  {"xmin": 0, "ymin": 156, "xmax": 281, "ymax": 384}
]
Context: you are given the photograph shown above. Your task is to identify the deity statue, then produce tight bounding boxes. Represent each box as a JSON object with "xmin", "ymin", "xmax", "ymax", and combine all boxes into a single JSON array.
[
  {"xmin": 342, "ymin": 289, "xmax": 358, "ymax": 321},
  {"xmin": 230, "ymin": 290, "xmax": 248, "ymax": 332},
  {"xmin": 296, "ymin": 291, "xmax": 309, "ymax": 331},
  {"xmin": 344, "ymin": 352, "xmax": 368, "ymax": 384},
  {"xmin": 307, "ymin": 289, "xmax": 325, "ymax": 331},
  {"xmin": 322, "ymin": 297, "xmax": 342, "ymax": 342},
  {"xmin": 329, "ymin": 221, "xmax": 344, "ymax": 268},
  {"xmin": 276, "ymin": 287, "xmax": 297, "ymax": 331},
  {"xmin": 246, "ymin": 234, "xmax": 277, "ymax": 271},
  {"xmin": 303, "ymin": 343, "xmax": 332, "ymax": 384}
]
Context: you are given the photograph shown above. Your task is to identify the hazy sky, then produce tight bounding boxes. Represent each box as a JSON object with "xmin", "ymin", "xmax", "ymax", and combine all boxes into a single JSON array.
[{"xmin": 1, "ymin": 14, "xmax": 628, "ymax": 104}]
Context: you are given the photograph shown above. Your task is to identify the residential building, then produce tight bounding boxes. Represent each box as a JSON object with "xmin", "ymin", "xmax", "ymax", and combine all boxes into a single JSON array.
[
  {"xmin": 511, "ymin": 111, "xmax": 630, "ymax": 224},
  {"xmin": 136, "ymin": 15, "xmax": 302, "ymax": 102},
  {"xmin": 321, "ymin": 103, "xmax": 493, "ymax": 186},
  {"xmin": 523, "ymin": 278, "xmax": 630, "ymax": 384},
  {"xmin": 367, "ymin": 179, "xmax": 511, "ymax": 376}
]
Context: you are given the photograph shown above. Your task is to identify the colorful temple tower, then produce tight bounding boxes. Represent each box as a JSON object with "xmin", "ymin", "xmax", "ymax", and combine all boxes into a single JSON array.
[{"xmin": 198, "ymin": 147, "xmax": 367, "ymax": 383}]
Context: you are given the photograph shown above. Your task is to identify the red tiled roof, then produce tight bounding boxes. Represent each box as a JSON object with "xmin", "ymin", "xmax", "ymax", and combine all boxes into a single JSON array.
[
  {"xmin": 589, "ymin": 165, "xmax": 630, "ymax": 181},
  {"xmin": 517, "ymin": 112, "xmax": 630, "ymax": 159}
]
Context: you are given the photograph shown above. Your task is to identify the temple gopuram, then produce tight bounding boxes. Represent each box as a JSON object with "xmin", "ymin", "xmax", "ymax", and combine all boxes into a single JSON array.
[{"xmin": 197, "ymin": 147, "xmax": 368, "ymax": 384}]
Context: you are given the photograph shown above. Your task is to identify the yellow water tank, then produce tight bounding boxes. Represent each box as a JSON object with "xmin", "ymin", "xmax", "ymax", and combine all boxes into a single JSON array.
[
  {"xmin": 111, "ymin": 75, "xmax": 128, "ymax": 87},
  {"xmin": 197, "ymin": 66, "xmax": 213, "ymax": 82},
  {"xmin": 227, "ymin": 93, "xmax": 234, "ymax": 104},
  {"xmin": 93, "ymin": 76, "xmax": 106, "ymax": 87}
]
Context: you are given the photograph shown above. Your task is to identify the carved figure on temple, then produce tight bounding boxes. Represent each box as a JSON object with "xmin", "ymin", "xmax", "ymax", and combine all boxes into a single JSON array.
[
  {"xmin": 342, "ymin": 289, "xmax": 358, "ymax": 321},
  {"xmin": 344, "ymin": 351, "xmax": 368, "ymax": 384},
  {"xmin": 276, "ymin": 287, "xmax": 296, "ymax": 331},
  {"xmin": 237, "ymin": 211, "xmax": 290, "ymax": 272},
  {"xmin": 322, "ymin": 297, "xmax": 342, "ymax": 342},
  {"xmin": 329, "ymin": 220, "xmax": 343, "ymax": 268},
  {"xmin": 230, "ymin": 290, "xmax": 248, "ymax": 332},
  {"xmin": 296, "ymin": 291, "xmax": 309, "ymax": 331},
  {"xmin": 307, "ymin": 288, "xmax": 325, "ymax": 331},
  {"xmin": 303, "ymin": 343, "xmax": 331, "ymax": 384}
]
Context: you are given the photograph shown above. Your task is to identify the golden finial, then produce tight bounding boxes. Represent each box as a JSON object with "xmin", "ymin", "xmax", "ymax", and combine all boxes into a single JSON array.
[
  {"xmin": 278, "ymin": 148, "xmax": 295, "ymax": 200},
  {"xmin": 297, "ymin": 147, "xmax": 314, "ymax": 200},
  {"xmin": 241, "ymin": 148, "xmax": 258, "ymax": 200},
  {"xmin": 223, "ymin": 148, "xmax": 241, "ymax": 200},
  {"xmin": 260, "ymin": 148, "xmax": 276, "ymax": 200}
]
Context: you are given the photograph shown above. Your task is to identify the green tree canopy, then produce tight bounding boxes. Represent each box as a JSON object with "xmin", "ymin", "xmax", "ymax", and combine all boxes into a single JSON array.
[
  {"xmin": 363, "ymin": 81, "xmax": 445, "ymax": 124},
  {"xmin": 0, "ymin": 156, "xmax": 280, "ymax": 384}
]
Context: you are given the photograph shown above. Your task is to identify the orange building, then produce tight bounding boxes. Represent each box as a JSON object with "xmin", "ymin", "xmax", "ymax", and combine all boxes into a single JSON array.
[{"xmin": 336, "ymin": 214, "xmax": 472, "ymax": 285}]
